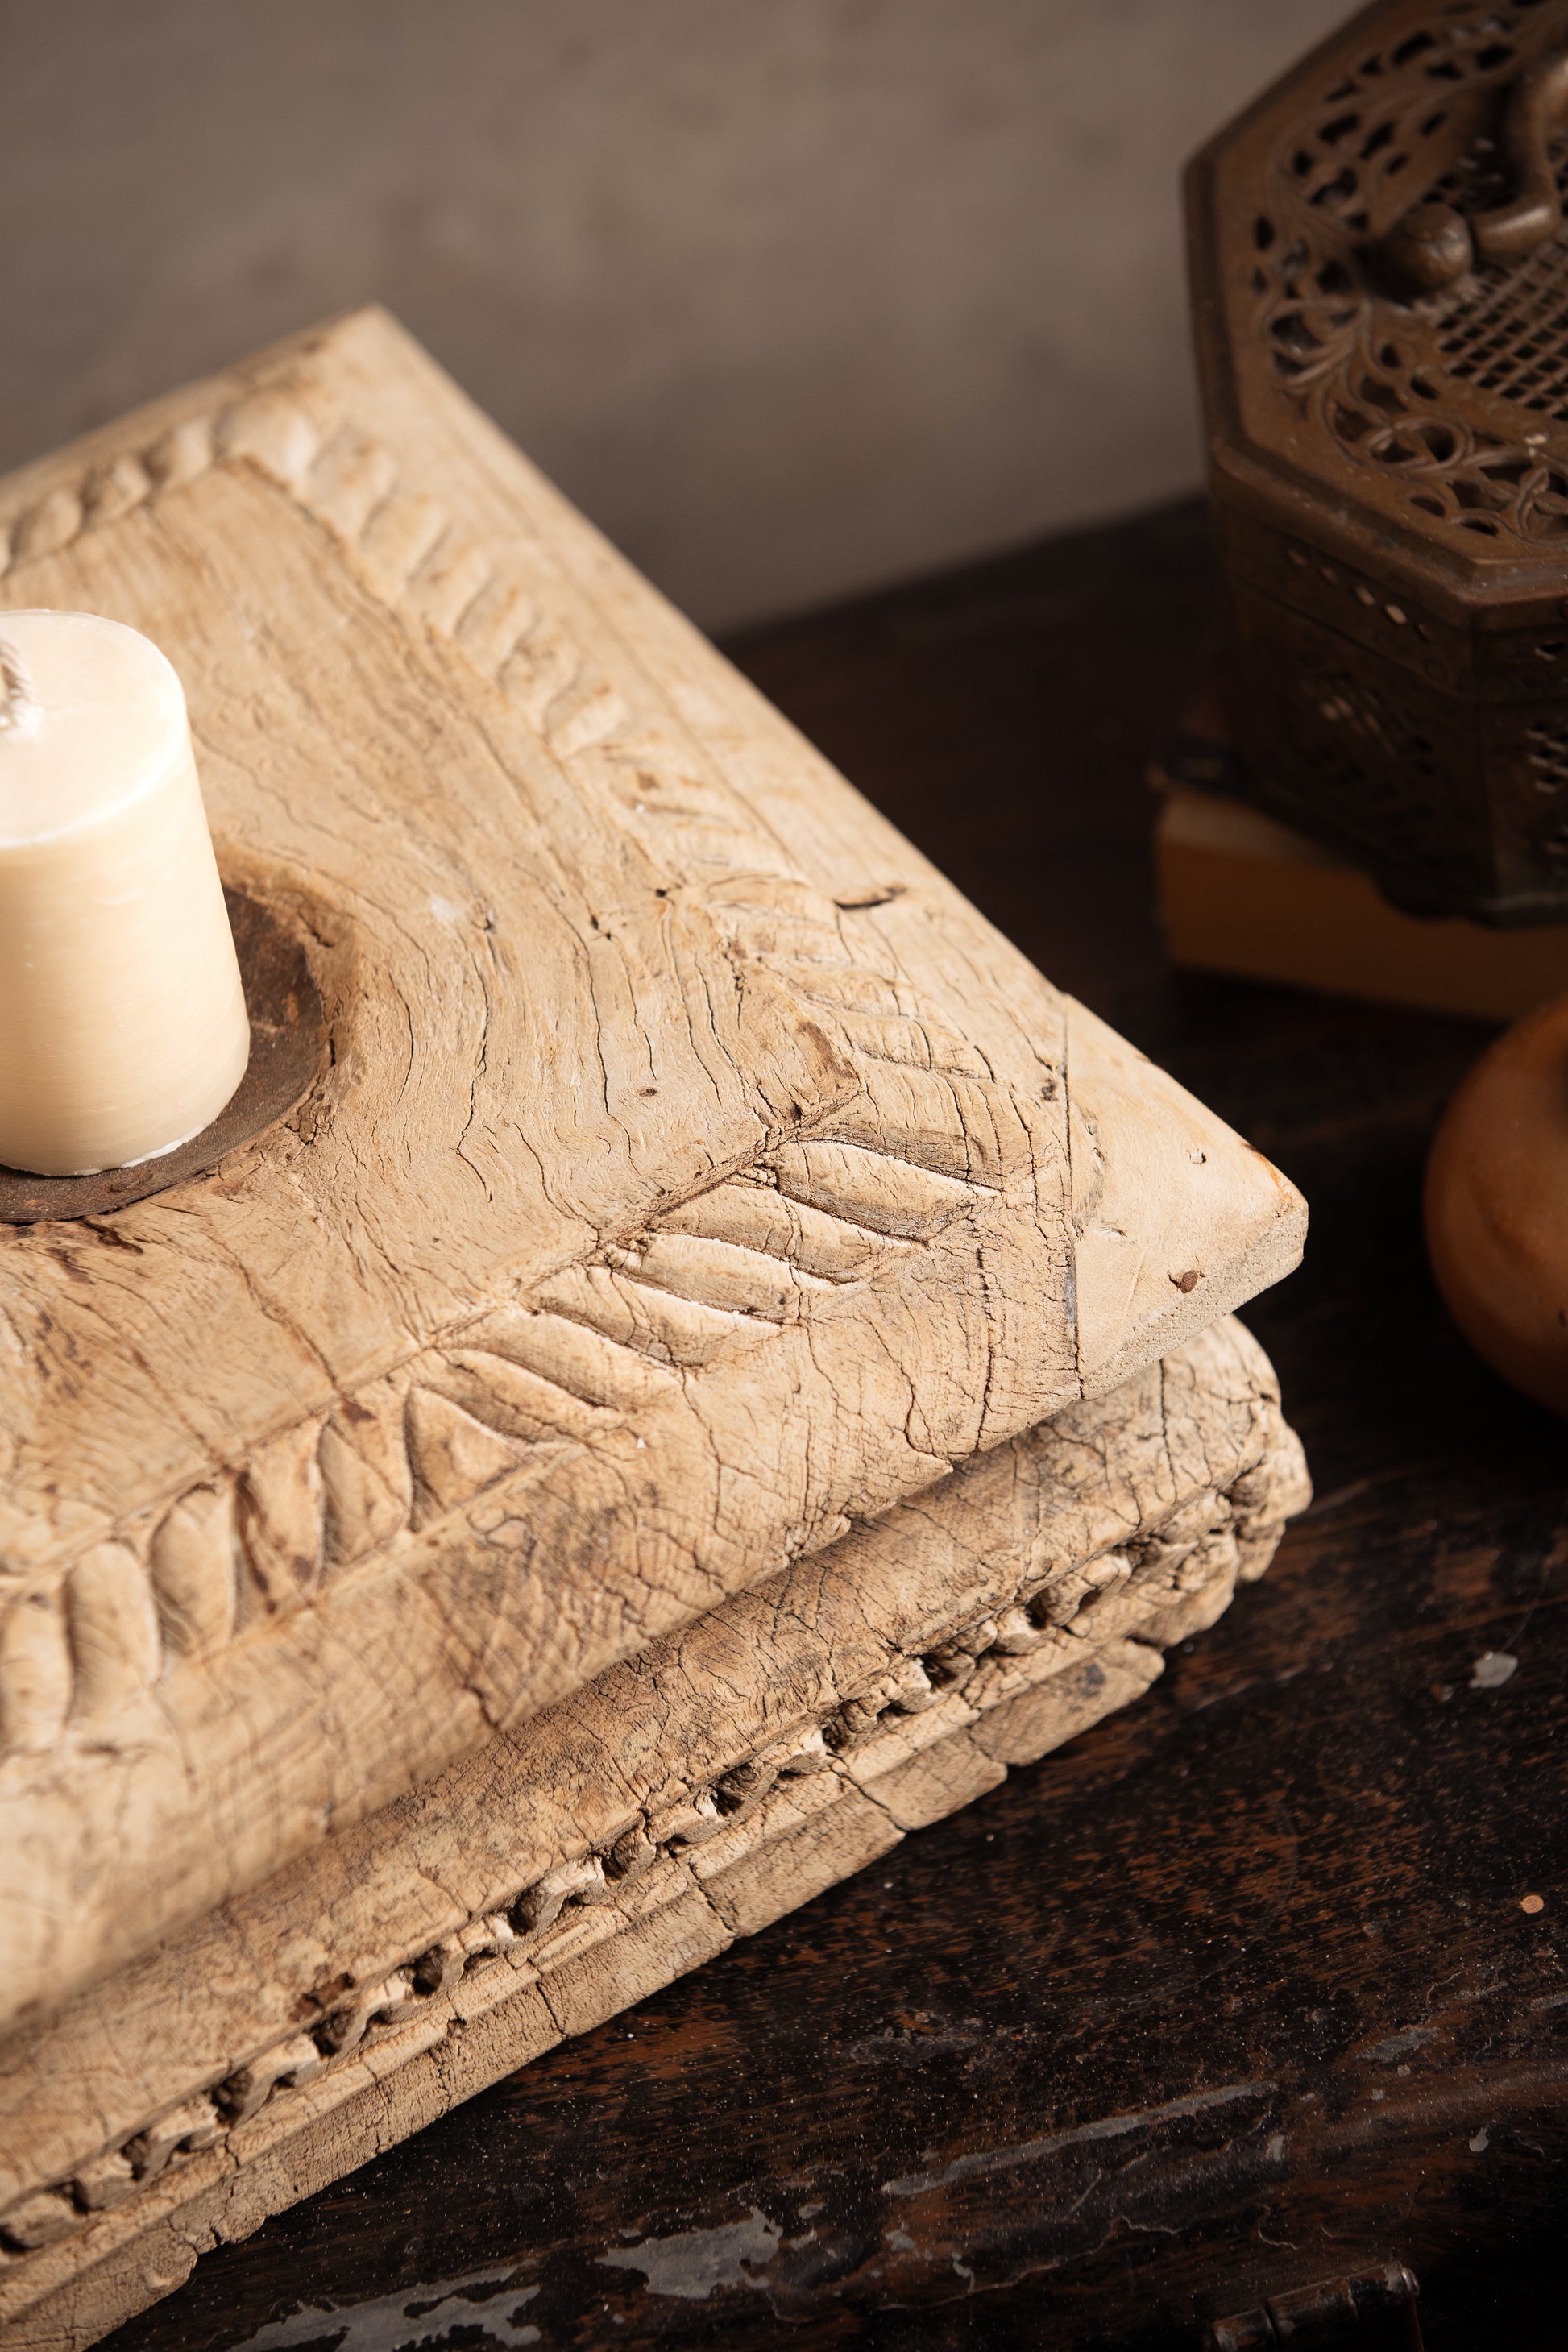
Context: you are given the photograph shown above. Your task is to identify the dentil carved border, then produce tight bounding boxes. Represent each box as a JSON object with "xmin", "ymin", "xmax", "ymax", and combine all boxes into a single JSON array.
[{"xmin": 0, "ymin": 1434, "xmax": 1301, "ymax": 2268}]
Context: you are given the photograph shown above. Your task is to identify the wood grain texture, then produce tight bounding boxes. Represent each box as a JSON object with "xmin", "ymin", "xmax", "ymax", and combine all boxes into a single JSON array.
[
  {"xmin": 56, "ymin": 496, "xmax": 1562, "ymax": 2352},
  {"xmin": 0, "ymin": 311, "xmax": 1304, "ymax": 2039},
  {"xmin": 0, "ymin": 1316, "xmax": 1307, "ymax": 2351}
]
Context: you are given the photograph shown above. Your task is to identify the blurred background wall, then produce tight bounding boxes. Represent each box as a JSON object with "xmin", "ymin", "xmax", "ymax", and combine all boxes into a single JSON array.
[{"xmin": 2, "ymin": 0, "xmax": 1349, "ymax": 630}]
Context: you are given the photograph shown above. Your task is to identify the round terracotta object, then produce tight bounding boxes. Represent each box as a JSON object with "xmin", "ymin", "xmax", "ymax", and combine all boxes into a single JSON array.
[{"xmin": 1425, "ymin": 992, "xmax": 1568, "ymax": 1417}]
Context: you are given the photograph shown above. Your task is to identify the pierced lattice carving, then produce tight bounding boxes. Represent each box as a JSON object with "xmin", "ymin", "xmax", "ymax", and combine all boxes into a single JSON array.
[{"xmin": 1193, "ymin": 0, "xmax": 1568, "ymax": 917}]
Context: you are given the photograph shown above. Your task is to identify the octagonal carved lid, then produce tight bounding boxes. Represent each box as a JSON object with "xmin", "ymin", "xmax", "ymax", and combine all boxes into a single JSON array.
[{"xmin": 1190, "ymin": 0, "xmax": 1568, "ymax": 620}]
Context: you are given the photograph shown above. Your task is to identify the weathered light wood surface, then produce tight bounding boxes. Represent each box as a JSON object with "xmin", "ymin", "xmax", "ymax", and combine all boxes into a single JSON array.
[
  {"xmin": 76, "ymin": 496, "xmax": 1562, "ymax": 2352},
  {"xmin": 0, "ymin": 1316, "xmax": 1306, "ymax": 2352},
  {"xmin": 0, "ymin": 309, "xmax": 1304, "ymax": 2039}
]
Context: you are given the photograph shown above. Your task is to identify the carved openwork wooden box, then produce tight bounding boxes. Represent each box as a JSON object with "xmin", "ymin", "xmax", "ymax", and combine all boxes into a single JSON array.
[
  {"xmin": 0, "ymin": 311, "xmax": 1308, "ymax": 2350},
  {"xmin": 1190, "ymin": 0, "xmax": 1568, "ymax": 922}
]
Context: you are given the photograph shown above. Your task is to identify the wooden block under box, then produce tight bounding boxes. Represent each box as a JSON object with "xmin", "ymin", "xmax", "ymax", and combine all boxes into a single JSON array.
[{"xmin": 1151, "ymin": 684, "xmax": 1568, "ymax": 1020}]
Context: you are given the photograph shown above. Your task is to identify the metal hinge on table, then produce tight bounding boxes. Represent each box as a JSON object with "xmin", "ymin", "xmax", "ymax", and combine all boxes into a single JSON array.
[{"xmin": 1203, "ymin": 2263, "xmax": 1422, "ymax": 2351}]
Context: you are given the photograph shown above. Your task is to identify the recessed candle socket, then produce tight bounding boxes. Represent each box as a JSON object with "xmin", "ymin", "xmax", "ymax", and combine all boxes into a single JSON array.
[
  {"xmin": 0, "ymin": 609, "xmax": 251, "ymax": 1180},
  {"xmin": 0, "ymin": 609, "xmax": 329, "ymax": 1218},
  {"xmin": 0, "ymin": 886, "xmax": 326, "ymax": 1223}
]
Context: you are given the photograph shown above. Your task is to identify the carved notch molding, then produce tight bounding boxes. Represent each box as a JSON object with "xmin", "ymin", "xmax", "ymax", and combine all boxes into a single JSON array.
[{"xmin": 0, "ymin": 1441, "xmax": 1295, "ymax": 2264}]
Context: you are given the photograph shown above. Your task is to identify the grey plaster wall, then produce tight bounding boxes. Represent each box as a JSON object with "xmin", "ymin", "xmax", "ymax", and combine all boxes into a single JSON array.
[{"xmin": 1, "ymin": 0, "xmax": 1350, "ymax": 628}]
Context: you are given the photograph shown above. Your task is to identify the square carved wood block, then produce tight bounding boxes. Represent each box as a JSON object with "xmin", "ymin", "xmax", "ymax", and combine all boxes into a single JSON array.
[{"xmin": 0, "ymin": 309, "xmax": 1305, "ymax": 2053}]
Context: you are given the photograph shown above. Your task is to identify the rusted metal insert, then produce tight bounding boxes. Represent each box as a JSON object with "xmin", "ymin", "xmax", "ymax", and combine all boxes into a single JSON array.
[
  {"xmin": 1204, "ymin": 2261, "xmax": 1423, "ymax": 2351},
  {"xmin": 0, "ymin": 888, "xmax": 326, "ymax": 1223}
]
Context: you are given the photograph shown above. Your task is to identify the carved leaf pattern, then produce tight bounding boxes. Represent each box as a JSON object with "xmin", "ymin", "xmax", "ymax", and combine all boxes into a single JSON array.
[{"xmin": 148, "ymin": 1484, "xmax": 239, "ymax": 1659}]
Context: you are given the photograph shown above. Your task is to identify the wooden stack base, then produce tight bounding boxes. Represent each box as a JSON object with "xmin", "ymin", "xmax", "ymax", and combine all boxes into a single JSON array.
[
  {"xmin": 0, "ymin": 1317, "xmax": 1306, "ymax": 2352},
  {"xmin": 1152, "ymin": 695, "xmax": 1568, "ymax": 1022},
  {"xmin": 1156, "ymin": 788, "xmax": 1568, "ymax": 1021}
]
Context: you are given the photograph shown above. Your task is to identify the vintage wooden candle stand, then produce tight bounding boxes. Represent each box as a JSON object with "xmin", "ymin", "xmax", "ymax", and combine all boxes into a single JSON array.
[
  {"xmin": 0, "ymin": 311, "xmax": 1308, "ymax": 2350},
  {"xmin": 1190, "ymin": 0, "xmax": 1568, "ymax": 923}
]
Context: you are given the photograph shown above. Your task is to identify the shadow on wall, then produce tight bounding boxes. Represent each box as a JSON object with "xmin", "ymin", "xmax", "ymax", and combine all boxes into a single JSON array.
[{"xmin": 2, "ymin": 0, "xmax": 1349, "ymax": 629}]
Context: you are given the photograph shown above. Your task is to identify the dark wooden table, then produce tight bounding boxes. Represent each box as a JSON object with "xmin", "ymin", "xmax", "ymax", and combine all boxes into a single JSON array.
[{"xmin": 108, "ymin": 503, "xmax": 1566, "ymax": 2352}]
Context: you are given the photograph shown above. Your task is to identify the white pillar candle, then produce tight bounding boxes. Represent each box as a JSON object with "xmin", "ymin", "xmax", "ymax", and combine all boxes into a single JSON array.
[{"xmin": 0, "ymin": 609, "xmax": 249, "ymax": 1177}]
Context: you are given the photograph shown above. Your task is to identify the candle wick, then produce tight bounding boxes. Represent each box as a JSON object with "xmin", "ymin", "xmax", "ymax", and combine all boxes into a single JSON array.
[{"xmin": 0, "ymin": 636, "xmax": 37, "ymax": 733}]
